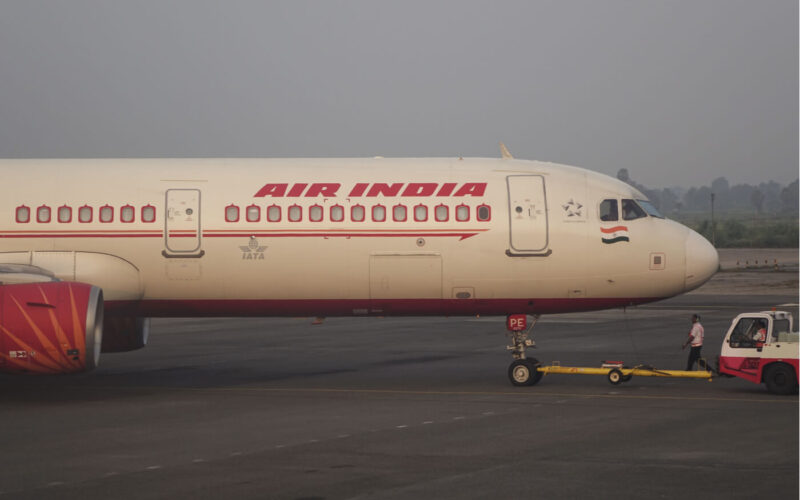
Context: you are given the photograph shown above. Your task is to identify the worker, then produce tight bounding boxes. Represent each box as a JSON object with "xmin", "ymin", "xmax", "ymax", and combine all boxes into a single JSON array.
[
  {"xmin": 682, "ymin": 314, "xmax": 704, "ymax": 371},
  {"xmin": 752, "ymin": 320, "xmax": 767, "ymax": 344}
]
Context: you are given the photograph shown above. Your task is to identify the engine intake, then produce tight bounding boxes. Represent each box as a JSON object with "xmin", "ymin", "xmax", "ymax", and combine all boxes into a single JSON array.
[{"xmin": 0, "ymin": 282, "xmax": 103, "ymax": 374}]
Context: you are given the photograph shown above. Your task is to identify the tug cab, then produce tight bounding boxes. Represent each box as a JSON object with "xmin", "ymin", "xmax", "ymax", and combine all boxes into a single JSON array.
[{"xmin": 718, "ymin": 311, "xmax": 799, "ymax": 394}]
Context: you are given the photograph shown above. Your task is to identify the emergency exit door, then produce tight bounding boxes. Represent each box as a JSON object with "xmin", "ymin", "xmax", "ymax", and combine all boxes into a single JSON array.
[
  {"xmin": 507, "ymin": 175, "xmax": 549, "ymax": 253},
  {"xmin": 165, "ymin": 189, "xmax": 202, "ymax": 254}
]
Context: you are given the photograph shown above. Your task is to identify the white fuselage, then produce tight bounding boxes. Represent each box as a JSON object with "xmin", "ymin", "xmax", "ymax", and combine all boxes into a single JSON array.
[{"xmin": 0, "ymin": 158, "xmax": 719, "ymax": 317}]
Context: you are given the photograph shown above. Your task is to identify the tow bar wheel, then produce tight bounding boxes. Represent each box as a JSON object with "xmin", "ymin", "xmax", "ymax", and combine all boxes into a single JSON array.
[
  {"xmin": 509, "ymin": 359, "xmax": 542, "ymax": 386},
  {"xmin": 607, "ymin": 368, "xmax": 624, "ymax": 385}
]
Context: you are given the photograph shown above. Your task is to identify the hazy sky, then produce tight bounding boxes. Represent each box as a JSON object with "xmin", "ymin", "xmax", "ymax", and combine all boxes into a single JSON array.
[{"xmin": 0, "ymin": 1, "xmax": 796, "ymax": 188}]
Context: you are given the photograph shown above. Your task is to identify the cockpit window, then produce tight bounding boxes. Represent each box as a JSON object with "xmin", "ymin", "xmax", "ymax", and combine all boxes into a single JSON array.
[
  {"xmin": 636, "ymin": 199, "xmax": 664, "ymax": 219},
  {"xmin": 622, "ymin": 199, "xmax": 647, "ymax": 220},
  {"xmin": 599, "ymin": 199, "xmax": 618, "ymax": 221}
]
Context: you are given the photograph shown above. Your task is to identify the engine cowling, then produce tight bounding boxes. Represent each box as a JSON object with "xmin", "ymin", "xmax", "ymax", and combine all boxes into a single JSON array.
[
  {"xmin": 0, "ymin": 282, "xmax": 103, "ymax": 374},
  {"xmin": 102, "ymin": 316, "xmax": 149, "ymax": 353}
]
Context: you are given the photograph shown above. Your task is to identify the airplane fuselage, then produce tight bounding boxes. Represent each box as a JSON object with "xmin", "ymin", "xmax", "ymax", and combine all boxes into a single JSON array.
[{"xmin": 0, "ymin": 157, "xmax": 718, "ymax": 318}]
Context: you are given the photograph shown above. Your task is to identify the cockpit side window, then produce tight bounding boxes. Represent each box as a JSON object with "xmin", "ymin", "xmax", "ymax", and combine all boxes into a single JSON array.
[
  {"xmin": 622, "ymin": 199, "xmax": 647, "ymax": 220},
  {"xmin": 599, "ymin": 199, "xmax": 618, "ymax": 221}
]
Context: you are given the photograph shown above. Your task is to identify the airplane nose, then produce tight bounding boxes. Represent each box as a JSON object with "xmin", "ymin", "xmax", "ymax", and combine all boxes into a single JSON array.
[{"xmin": 684, "ymin": 230, "xmax": 719, "ymax": 292}]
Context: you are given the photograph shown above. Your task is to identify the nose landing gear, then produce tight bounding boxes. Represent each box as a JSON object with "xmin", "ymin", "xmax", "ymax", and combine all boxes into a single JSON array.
[{"xmin": 506, "ymin": 314, "xmax": 542, "ymax": 386}]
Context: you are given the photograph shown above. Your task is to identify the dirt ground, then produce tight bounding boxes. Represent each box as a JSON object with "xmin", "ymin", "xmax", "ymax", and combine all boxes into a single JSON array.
[{"xmin": 692, "ymin": 248, "xmax": 798, "ymax": 296}]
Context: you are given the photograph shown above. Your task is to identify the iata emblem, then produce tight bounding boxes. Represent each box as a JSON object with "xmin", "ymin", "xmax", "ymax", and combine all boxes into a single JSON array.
[{"xmin": 240, "ymin": 237, "xmax": 267, "ymax": 260}]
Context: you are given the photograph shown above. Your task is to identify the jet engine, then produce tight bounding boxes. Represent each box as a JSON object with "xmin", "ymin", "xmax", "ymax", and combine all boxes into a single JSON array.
[{"xmin": 0, "ymin": 282, "xmax": 103, "ymax": 374}]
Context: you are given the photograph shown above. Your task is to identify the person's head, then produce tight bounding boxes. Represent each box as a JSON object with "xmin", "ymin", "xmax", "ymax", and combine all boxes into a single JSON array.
[{"xmin": 692, "ymin": 314, "xmax": 700, "ymax": 323}]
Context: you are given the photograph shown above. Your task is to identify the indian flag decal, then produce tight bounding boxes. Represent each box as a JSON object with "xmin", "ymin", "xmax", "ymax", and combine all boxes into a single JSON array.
[{"xmin": 601, "ymin": 226, "xmax": 630, "ymax": 244}]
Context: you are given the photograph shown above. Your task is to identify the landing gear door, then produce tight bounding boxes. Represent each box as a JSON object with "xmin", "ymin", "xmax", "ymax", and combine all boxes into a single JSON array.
[
  {"xmin": 165, "ymin": 189, "xmax": 202, "ymax": 255},
  {"xmin": 507, "ymin": 175, "xmax": 549, "ymax": 255}
]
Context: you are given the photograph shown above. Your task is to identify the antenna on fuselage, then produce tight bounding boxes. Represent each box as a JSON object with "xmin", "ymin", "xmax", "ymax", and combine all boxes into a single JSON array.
[{"xmin": 499, "ymin": 142, "xmax": 513, "ymax": 159}]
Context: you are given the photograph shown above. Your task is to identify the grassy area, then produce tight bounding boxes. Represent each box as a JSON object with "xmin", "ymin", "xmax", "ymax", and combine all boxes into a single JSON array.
[{"xmin": 670, "ymin": 213, "xmax": 798, "ymax": 248}]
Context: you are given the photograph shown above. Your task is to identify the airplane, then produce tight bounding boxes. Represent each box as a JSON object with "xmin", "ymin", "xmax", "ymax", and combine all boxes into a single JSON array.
[{"xmin": 0, "ymin": 147, "xmax": 719, "ymax": 385}]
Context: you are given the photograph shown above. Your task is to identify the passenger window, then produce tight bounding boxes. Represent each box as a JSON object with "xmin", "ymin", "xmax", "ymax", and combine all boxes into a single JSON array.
[
  {"xmin": 246, "ymin": 204, "xmax": 260, "ymax": 222},
  {"xmin": 393, "ymin": 204, "xmax": 407, "ymax": 222},
  {"xmin": 476, "ymin": 204, "xmax": 491, "ymax": 221},
  {"xmin": 434, "ymin": 204, "xmax": 448, "ymax": 222},
  {"xmin": 599, "ymin": 199, "xmax": 618, "ymax": 221},
  {"xmin": 309, "ymin": 205, "xmax": 323, "ymax": 222},
  {"xmin": 121, "ymin": 205, "xmax": 135, "ymax": 223},
  {"xmin": 58, "ymin": 205, "xmax": 72, "ymax": 223},
  {"xmin": 267, "ymin": 205, "xmax": 281, "ymax": 222},
  {"xmin": 16, "ymin": 205, "xmax": 30, "ymax": 223},
  {"xmin": 288, "ymin": 205, "xmax": 302, "ymax": 222},
  {"xmin": 729, "ymin": 318, "xmax": 766, "ymax": 348},
  {"xmin": 141, "ymin": 205, "xmax": 156, "ymax": 223},
  {"xmin": 372, "ymin": 205, "xmax": 386, "ymax": 222},
  {"xmin": 79, "ymin": 205, "xmax": 93, "ymax": 223},
  {"xmin": 330, "ymin": 205, "xmax": 344, "ymax": 222},
  {"xmin": 622, "ymin": 199, "xmax": 647, "ymax": 221},
  {"xmin": 225, "ymin": 204, "xmax": 240, "ymax": 223},
  {"xmin": 456, "ymin": 204, "xmax": 469, "ymax": 222},
  {"xmin": 37, "ymin": 205, "xmax": 51, "ymax": 223},
  {"xmin": 414, "ymin": 204, "xmax": 428, "ymax": 222},
  {"xmin": 351, "ymin": 205, "xmax": 365, "ymax": 222},
  {"xmin": 99, "ymin": 205, "xmax": 113, "ymax": 223}
]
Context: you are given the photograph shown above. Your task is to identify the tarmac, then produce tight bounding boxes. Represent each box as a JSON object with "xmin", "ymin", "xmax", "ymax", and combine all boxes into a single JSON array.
[{"xmin": 0, "ymin": 266, "xmax": 797, "ymax": 499}]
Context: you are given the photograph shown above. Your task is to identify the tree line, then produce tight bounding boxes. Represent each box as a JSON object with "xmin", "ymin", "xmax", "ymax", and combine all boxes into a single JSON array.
[{"xmin": 617, "ymin": 169, "xmax": 799, "ymax": 248}]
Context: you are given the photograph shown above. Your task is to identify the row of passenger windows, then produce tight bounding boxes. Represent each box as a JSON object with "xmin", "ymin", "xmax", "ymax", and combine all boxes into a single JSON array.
[
  {"xmin": 599, "ymin": 199, "xmax": 663, "ymax": 222},
  {"xmin": 15, "ymin": 205, "xmax": 157, "ymax": 224},
  {"xmin": 224, "ymin": 203, "xmax": 492, "ymax": 223}
]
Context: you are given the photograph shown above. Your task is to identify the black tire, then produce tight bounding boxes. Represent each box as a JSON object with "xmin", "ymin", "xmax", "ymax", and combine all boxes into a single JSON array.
[
  {"xmin": 621, "ymin": 374, "xmax": 632, "ymax": 383},
  {"xmin": 508, "ymin": 359, "xmax": 542, "ymax": 387},
  {"xmin": 607, "ymin": 368, "xmax": 623, "ymax": 385},
  {"xmin": 763, "ymin": 364, "xmax": 798, "ymax": 395}
]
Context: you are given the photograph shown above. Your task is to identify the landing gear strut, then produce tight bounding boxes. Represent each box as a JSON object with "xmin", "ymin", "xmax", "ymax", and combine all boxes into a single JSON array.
[{"xmin": 506, "ymin": 314, "xmax": 542, "ymax": 386}]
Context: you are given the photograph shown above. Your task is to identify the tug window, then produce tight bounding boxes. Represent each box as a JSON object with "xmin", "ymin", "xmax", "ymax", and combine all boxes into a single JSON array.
[
  {"xmin": 121, "ymin": 205, "xmax": 135, "ymax": 223},
  {"xmin": 58, "ymin": 206, "xmax": 72, "ymax": 223},
  {"xmin": 16, "ymin": 206, "xmax": 30, "ymax": 223},
  {"xmin": 372, "ymin": 205, "xmax": 386, "ymax": 222},
  {"xmin": 309, "ymin": 205, "xmax": 323, "ymax": 222},
  {"xmin": 434, "ymin": 204, "xmax": 449, "ymax": 222},
  {"xmin": 225, "ymin": 205, "xmax": 240, "ymax": 222},
  {"xmin": 393, "ymin": 204, "xmax": 407, "ymax": 222},
  {"xmin": 288, "ymin": 205, "xmax": 302, "ymax": 222},
  {"xmin": 141, "ymin": 205, "xmax": 156, "ymax": 223},
  {"xmin": 622, "ymin": 199, "xmax": 647, "ymax": 221},
  {"xmin": 413, "ymin": 204, "xmax": 428, "ymax": 222},
  {"xmin": 476, "ymin": 204, "xmax": 491, "ymax": 221},
  {"xmin": 599, "ymin": 199, "xmax": 618, "ymax": 221},
  {"xmin": 455, "ymin": 204, "xmax": 470, "ymax": 222},
  {"xmin": 330, "ymin": 205, "xmax": 344, "ymax": 222},
  {"xmin": 351, "ymin": 205, "xmax": 365, "ymax": 222},
  {"xmin": 246, "ymin": 205, "xmax": 260, "ymax": 222},
  {"xmin": 267, "ymin": 205, "xmax": 281, "ymax": 222},
  {"xmin": 37, "ymin": 205, "xmax": 51, "ymax": 223},
  {"xmin": 79, "ymin": 205, "xmax": 93, "ymax": 223}
]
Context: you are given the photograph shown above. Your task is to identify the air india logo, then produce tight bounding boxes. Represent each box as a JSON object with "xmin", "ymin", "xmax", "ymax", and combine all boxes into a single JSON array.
[{"xmin": 240, "ymin": 237, "xmax": 267, "ymax": 260}]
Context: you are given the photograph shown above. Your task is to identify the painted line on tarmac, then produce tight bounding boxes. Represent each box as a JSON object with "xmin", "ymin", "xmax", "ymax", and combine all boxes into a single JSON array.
[{"xmin": 160, "ymin": 385, "xmax": 797, "ymax": 404}]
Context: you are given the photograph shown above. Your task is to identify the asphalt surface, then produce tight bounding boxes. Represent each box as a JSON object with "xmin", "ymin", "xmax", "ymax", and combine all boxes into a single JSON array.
[{"xmin": 0, "ymin": 281, "xmax": 797, "ymax": 499}]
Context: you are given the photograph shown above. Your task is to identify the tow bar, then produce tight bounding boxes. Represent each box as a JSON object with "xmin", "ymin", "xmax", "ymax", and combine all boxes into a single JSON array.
[{"xmin": 536, "ymin": 361, "xmax": 714, "ymax": 385}]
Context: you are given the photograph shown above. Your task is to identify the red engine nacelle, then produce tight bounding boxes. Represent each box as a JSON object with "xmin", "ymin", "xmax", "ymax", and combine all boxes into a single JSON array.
[{"xmin": 0, "ymin": 282, "xmax": 103, "ymax": 374}]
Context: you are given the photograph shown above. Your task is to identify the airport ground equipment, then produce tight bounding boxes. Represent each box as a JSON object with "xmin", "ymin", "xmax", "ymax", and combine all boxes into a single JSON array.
[
  {"xmin": 718, "ymin": 311, "xmax": 799, "ymax": 394},
  {"xmin": 535, "ymin": 361, "xmax": 713, "ymax": 386}
]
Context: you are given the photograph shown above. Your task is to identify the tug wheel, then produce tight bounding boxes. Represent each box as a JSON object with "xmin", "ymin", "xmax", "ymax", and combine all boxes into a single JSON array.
[
  {"xmin": 607, "ymin": 369, "xmax": 624, "ymax": 385},
  {"xmin": 509, "ymin": 359, "xmax": 542, "ymax": 387}
]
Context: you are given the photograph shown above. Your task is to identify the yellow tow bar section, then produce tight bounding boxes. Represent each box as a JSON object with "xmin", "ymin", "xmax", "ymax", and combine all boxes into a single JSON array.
[{"xmin": 536, "ymin": 361, "xmax": 713, "ymax": 385}]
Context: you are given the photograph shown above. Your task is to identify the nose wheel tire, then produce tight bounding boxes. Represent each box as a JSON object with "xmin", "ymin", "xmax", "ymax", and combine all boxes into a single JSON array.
[{"xmin": 509, "ymin": 359, "xmax": 543, "ymax": 386}]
